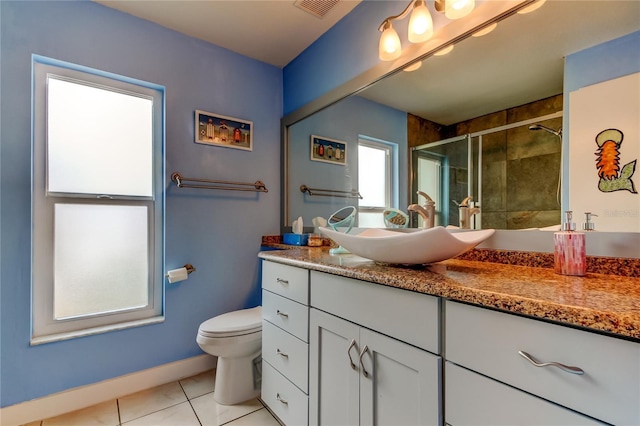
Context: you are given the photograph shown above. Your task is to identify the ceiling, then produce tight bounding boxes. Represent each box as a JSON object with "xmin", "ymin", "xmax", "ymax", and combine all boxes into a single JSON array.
[
  {"xmin": 94, "ymin": 0, "xmax": 361, "ymax": 68},
  {"xmin": 95, "ymin": 1, "xmax": 638, "ymax": 124}
]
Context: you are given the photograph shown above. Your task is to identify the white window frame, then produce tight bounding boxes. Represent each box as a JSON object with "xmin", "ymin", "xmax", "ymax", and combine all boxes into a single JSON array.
[
  {"xmin": 31, "ymin": 56, "xmax": 165, "ymax": 344},
  {"xmin": 357, "ymin": 138, "xmax": 395, "ymax": 225}
]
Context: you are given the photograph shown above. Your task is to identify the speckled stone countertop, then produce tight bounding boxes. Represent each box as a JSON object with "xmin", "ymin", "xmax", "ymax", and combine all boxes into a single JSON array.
[{"xmin": 258, "ymin": 247, "xmax": 640, "ymax": 341}]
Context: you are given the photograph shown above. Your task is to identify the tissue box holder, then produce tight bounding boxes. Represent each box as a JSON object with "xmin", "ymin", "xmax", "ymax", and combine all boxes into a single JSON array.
[{"xmin": 283, "ymin": 233, "xmax": 309, "ymax": 246}]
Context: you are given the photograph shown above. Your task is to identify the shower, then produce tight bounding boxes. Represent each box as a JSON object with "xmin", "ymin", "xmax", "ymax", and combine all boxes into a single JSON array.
[
  {"xmin": 528, "ymin": 124, "xmax": 562, "ymax": 138},
  {"xmin": 529, "ymin": 123, "xmax": 563, "ymax": 206}
]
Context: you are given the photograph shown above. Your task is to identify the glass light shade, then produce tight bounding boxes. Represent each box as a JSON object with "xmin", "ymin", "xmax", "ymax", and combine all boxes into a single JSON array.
[
  {"xmin": 445, "ymin": 0, "xmax": 475, "ymax": 19},
  {"xmin": 379, "ymin": 24, "xmax": 401, "ymax": 61},
  {"xmin": 408, "ymin": 2, "xmax": 433, "ymax": 43}
]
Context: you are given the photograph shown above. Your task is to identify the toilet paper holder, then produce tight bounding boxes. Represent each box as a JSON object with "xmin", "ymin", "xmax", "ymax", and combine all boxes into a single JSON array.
[{"xmin": 165, "ymin": 264, "xmax": 196, "ymax": 284}]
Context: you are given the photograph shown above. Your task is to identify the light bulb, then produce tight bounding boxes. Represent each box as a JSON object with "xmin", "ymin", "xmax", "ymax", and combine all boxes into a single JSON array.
[
  {"xmin": 445, "ymin": 0, "xmax": 475, "ymax": 19},
  {"xmin": 379, "ymin": 22, "xmax": 401, "ymax": 61},
  {"xmin": 408, "ymin": 0, "xmax": 433, "ymax": 43}
]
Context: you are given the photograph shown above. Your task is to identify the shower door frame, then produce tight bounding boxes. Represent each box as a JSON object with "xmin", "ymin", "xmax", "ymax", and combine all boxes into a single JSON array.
[{"xmin": 410, "ymin": 111, "xmax": 563, "ymax": 228}]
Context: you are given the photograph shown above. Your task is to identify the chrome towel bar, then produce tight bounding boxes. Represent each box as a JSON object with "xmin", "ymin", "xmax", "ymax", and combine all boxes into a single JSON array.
[
  {"xmin": 300, "ymin": 184, "xmax": 362, "ymax": 199},
  {"xmin": 171, "ymin": 172, "xmax": 268, "ymax": 193}
]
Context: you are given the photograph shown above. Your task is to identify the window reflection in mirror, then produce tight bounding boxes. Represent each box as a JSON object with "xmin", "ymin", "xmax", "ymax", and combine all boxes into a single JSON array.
[{"xmin": 358, "ymin": 138, "xmax": 395, "ymax": 228}]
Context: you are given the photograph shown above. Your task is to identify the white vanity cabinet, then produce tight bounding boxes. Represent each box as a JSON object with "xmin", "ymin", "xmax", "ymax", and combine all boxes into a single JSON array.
[
  {"xmin": 309, "ymin": 271, "xmax": 442, "ymax": 426},
  {"xmin": 445, "ymin": 300, "xmax": 640, "ymax": 426},
  {"xmin": 261, "ymin": 261, "xmax": 310, "ymax": 426}
]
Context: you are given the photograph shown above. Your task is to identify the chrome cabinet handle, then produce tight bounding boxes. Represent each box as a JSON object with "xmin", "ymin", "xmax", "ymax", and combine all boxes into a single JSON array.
[
  {"xmin": 276, "ymin": 310, "xmax": 289, "ymax": 318},
  {"xmin": 276, "ymin": 278, "xmax": 289, "ymax": 285},
  {"xmin": 359, "ymin": 345, "xmax": 370, "ymax": 378},
  {"xmin": 276, "ymin": 393, "xmax": 288, "ymax": 405},
  {"xmin": 276, "ymin": 348, "xmax": 289, "ymax": 358},
  {"xmin": 347, "ymin": 339, "xmax": 357, "ymax": 370},
  {"xmin": 518, "ymin": 351, "xmax": 584, "ymax": 375}
]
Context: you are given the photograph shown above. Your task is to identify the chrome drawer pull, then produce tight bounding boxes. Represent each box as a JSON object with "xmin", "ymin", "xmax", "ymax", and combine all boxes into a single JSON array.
[
  {"xmin": 276, "ymin": 393, "xmax": 288, "ymax": 405},
  {"xmin": 347, "ymin": 339, "xmax": 357, "ymax": 370},
  {"xmin": 359, "ymin": 345, "xmax": 370, "ymax": 378},
  {"xmin": 518, "ymin": 351, "xmax": 584, "ymax": 375},
  {"xmin": 276, "ymin": 310, "xmax": 289, "ymax": 318},
  {"xmin": 276, "ymin": 348, "xmax": 289, "ymax": 358},
  {"xmin": 276, "ymin": 278, "xmax": 289, "ymax": 285}
]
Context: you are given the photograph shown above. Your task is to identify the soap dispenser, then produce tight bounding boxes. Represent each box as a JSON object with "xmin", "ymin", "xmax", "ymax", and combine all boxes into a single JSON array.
[
  {"xmin": 582, "ymin": 212, "xmax": 598, "ymax": 231},
  {"xmin": 554, "ymin": 211, "xmax": 586, "ymax": 276}
]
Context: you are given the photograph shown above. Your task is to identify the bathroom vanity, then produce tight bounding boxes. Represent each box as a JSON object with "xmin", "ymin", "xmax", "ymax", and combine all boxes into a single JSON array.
[{"xmin": 258, "ymin": 248, "xmax": 640, "ymax": 425}]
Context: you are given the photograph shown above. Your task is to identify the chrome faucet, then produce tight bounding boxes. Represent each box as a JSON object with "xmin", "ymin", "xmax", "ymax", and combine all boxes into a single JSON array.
[
  {"xmin": 408, "ymin": 191, "xmax": 435, "ymax": 228},
  {"xmin": 457, "ymin": 196, "xmax": 480, "ymax": 229}
]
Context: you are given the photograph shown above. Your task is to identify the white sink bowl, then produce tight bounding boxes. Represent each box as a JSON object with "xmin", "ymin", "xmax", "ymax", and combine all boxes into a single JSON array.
[{"xmin": 319, "ymin": 226, "xmax": 495, "ymax": 265}]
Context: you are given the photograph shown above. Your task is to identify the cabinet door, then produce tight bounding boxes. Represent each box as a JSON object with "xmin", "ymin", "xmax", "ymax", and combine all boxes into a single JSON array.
[
  {"xmin": 359, "ymin": 328, "xmax": 442, "ymax": 426},
  {"xmin": 309, "ymin": 308, "xmax": 360, "ymax": 426}
]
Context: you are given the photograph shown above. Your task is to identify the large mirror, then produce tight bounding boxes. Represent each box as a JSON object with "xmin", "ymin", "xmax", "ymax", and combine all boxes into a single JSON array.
[{"xmin": 285, "ymin": 1, "xmax": 639, "ymax": 232}]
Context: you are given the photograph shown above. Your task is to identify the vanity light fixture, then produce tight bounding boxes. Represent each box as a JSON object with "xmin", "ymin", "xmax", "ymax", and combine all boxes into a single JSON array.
[
  {"xmin": 379, "ymin": 20, "xmax": 402, "ymax": 61},
  {"xmin": 435, "ymin": 0, "xmax": 475, "ymax": 20},
  {"xmin": 378, "ymin": 0, "xmax": 475, "ymax": 61},
  {"xmin": 408, "ymin": 0, "xmax": 434, "ymax": 43}
]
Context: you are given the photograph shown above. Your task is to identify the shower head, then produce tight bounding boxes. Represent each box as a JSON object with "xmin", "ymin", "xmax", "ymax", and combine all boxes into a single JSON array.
[{"xmin": 529, "ymin": 124, "xmax": 562, "ymax": 137}]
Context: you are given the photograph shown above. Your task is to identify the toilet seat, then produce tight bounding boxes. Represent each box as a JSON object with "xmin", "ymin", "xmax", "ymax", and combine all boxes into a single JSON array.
[{"xmin": 198, "ymin": 306, "xmax": 262, "ymax": 338}]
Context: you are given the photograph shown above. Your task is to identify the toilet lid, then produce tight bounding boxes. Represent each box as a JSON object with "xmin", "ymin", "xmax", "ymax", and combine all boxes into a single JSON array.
[{"xmin": 198, "ymin": 306, "xmax": 262, "ymax": 337}]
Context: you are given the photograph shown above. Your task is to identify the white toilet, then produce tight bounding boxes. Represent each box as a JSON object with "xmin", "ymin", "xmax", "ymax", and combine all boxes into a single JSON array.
[{"xmin": 196, "ymin": 306, "xmax": 262, "ymax": 405}]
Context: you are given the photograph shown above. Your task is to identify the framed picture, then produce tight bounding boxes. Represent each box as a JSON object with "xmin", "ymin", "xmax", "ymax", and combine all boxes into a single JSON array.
[
  {"xmin": 195, "ymin": 110, "xmax": 253, "ymax": 151},
  {"xmin": 310, "ymin": 135, "xmax": 347, "ymax": 165}
]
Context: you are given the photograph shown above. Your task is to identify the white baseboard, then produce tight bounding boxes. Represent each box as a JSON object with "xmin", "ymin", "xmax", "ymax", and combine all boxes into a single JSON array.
[{"xmin": 0, "ymin": 354, "xmax": 217, "ymax": 426}]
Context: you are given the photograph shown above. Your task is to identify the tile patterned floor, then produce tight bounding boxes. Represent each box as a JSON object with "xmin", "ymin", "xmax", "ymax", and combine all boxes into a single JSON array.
[{"xmin": 24, "ymin": 370, "xmax": 281, "ymax": 426}]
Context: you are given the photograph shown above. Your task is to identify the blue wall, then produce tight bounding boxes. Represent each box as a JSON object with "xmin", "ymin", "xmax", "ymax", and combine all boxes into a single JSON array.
[
  {"xmin": 561, "ymin": 30, "xmax": 640, "ymax": 207},
  {"xmin": 0, "ymin": 1, "xmax": 281, "ymax": 407},
  {"xmin": 283, "ymin": 1, "xmax": 399, "ymax": 115},
  {"xmin": 282, "ymin": 0, "xmax": 474, "ymax": 116},
  {"xmin": 289, "ymin": 96, "xmax": 407, "ymax": 222}
]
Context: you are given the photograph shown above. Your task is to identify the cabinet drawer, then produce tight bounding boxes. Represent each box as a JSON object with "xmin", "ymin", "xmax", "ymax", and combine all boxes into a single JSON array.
[
  {"xmin": 445, "ymin": 301, "xmax": 640, "ymax": 426},
  {"xmin": 445, "ymin": 362, "xmax": 604, "ymax": 425},
  {"xmin": 310, "ymin": 271, "xmax": 439, "ymax": 353},
  {"xmin": 262, "ymin": 360, "xmax": 308, "ymax": 426},
  {"xmin": 262, "ymin": 290, "xmax": 309, "ymax": 342},
  {"xmin": 262, "ymin": 320, "xmax": 309, "ymax": 393},
  {"xmin": 262, "ymin": 261, "xmax": 309, "ymax": 304}
]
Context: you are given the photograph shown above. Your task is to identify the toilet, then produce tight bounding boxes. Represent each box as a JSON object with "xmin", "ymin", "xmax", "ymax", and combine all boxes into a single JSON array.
[{"xmin": 196, "ymin": 306, "xmax": 262, "ymax": 405}]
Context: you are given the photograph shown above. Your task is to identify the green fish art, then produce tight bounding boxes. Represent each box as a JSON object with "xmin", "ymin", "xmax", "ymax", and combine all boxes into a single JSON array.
[{"xmin": 594, "ymin": 129, "xmax": 637, "ymax": 193}]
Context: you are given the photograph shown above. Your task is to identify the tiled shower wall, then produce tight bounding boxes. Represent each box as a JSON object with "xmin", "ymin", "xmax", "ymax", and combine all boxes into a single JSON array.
[{"xmin": 408, "ymin": 94, "xmax": 563, "ymax": 229}]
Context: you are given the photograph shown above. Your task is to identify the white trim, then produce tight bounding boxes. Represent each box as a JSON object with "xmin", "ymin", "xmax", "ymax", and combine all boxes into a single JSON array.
[{"xmin": 0, "ymin": 354, "xmax": 217, "ymax": 426}]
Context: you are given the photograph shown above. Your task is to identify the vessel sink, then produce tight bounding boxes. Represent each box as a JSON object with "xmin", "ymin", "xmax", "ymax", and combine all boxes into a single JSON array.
[{"xmin": 319, "ymin": 226, "xmax": 495, "ymax": 265}]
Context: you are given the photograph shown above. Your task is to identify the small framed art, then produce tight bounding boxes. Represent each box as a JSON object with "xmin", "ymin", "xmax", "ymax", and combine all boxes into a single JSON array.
[
  {"xmin": 310, "ymin": 135, "xmax": 347, "ymax": 165},
  {"xmin": 195, "ymin": 110, "xmax": 253, "ymax": 151}
]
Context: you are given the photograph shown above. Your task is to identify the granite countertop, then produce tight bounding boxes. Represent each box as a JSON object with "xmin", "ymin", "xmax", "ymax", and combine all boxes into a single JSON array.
[{"xmin": 258, "ymin": 247, "xmax": 640, "ymax": 341}]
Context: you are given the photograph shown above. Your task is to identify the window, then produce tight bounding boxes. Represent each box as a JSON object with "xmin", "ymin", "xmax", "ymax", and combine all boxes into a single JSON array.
[
  {"xmin": 31, "ymin": 56, "xmax": 164, "ymax": 344},
  {"xmin": 358, "ymin": 138, "xmax": 395, "ymax": 227},
  {"xmin": 417, "ymin": 153, "xmax": 447, "ymax": 227}
]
